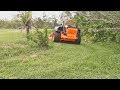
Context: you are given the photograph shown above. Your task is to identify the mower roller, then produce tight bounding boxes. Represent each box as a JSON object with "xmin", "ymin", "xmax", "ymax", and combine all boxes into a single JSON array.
[{"xmin": 49, "ymin": 21, "xmax": 81, "ymax": 44}]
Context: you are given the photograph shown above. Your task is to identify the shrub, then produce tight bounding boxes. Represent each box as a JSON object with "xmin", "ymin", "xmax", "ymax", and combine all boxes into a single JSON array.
[
  {"xmin": 75, "ymin": 15, "xmax": 120, "ymax": 44},
  {"xmin": 26, "ymin": 27, "xmax": 49, "ymax": 48}
]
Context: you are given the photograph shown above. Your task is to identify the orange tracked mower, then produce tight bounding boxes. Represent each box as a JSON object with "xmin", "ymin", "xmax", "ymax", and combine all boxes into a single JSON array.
[{"xmin": 49, "ymin": 21, "xmax": 81, "ymax": 44}]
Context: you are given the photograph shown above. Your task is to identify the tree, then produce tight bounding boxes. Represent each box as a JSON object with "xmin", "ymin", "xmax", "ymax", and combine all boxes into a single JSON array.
[
  {"xmin": 17, "ymin": 11, "xmax": 32, "ymax": 34},
  {"xmin": 59, "ymin": 11, "xmax": 75, "ymax": 25},
  {"xmin": 64, "ymin": 11, "xmax": 73, "ymax": 19},
  {"xmin": 51, "ymin": 15, "xmax": 58, "ymax": 27},
  {"xmin": 73, "ymin": 11, "xmax": 120, "ymax": 43},
  {"xmin": 33, "ymin": 17, "xmax": 44, "ymax": 28}
]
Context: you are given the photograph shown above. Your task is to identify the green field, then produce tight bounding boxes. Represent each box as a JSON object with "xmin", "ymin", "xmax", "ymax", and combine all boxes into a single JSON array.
[{"xmin": 0, "ymin": 29, "xmax": 120, "ymax": 79}]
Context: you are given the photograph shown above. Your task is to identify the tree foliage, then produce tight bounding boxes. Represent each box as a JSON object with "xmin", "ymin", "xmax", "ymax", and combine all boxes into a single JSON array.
[
  {"xmin": 17, "ymin": 11, "xmax": 32, "ymax": 34},
  {"xmin": 73, "ymin": 11, "xmax": 120, "ymax": 43}
]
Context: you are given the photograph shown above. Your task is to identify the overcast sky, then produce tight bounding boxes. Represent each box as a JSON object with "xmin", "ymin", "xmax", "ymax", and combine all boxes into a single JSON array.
[{"xmin": 0, "ymin": 11, "xmax": 63, "ymax": 20}]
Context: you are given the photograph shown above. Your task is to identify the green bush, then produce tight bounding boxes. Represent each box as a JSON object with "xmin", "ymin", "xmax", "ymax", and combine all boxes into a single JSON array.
[
  {"xmin": 83, "ymin": 29, "xmax": 120, "ymax": 43},
  {"xmin": 26, "ymin": 27, "xmax": 49, "ymax": 48},
  {"xmin": 75, "ymin": 15, "xmax": 120, "ymax": 44}
]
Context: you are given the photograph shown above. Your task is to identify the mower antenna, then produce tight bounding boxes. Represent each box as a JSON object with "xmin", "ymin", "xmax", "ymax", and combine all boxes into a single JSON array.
[
  {"xmin": 63, "ymin": 21, "xmax": 65, "ymax": 28},
  {"xmin": 62, "ymin": 21, "xmax": 66, "ymax": 35}
]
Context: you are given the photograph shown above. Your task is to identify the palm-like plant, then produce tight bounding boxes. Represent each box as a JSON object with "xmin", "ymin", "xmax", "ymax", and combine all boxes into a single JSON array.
[{"xmin": 17, "ymin": 11, "xmax": 32, "ymax": 34}]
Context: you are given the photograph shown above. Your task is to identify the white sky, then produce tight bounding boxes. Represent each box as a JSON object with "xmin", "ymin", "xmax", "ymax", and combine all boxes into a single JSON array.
[{"xmin": 0, "ymin": 11, "xmax": 63, "ymax": 20}]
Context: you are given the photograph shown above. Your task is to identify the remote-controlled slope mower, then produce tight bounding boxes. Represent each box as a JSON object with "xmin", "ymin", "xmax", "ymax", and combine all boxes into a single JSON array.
[{"xmin": 49, "ymin": 21, "xmax": 81, "ymax": 44}]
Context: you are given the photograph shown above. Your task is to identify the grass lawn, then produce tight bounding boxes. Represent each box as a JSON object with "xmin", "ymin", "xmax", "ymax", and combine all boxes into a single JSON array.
[{"xmin": 0, "ymin": 29, "xmax": 120, "ymax": 79}]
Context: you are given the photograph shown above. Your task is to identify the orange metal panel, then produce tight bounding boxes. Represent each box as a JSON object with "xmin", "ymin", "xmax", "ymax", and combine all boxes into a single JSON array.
[{"xmin": 49, "ymin": 27, "xmax": 78, "ymax": 42}]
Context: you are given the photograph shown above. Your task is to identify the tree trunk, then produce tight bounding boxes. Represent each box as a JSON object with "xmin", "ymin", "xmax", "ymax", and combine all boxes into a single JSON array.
[{"xmin": 26, "ymin": 25, "xmax": 30, "ymax": 34}]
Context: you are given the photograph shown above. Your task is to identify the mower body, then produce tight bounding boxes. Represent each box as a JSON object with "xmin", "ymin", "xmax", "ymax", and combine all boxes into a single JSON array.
[{"xmin": 49, "ymin": 25, "xmax": 81, "ymax": 44}]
